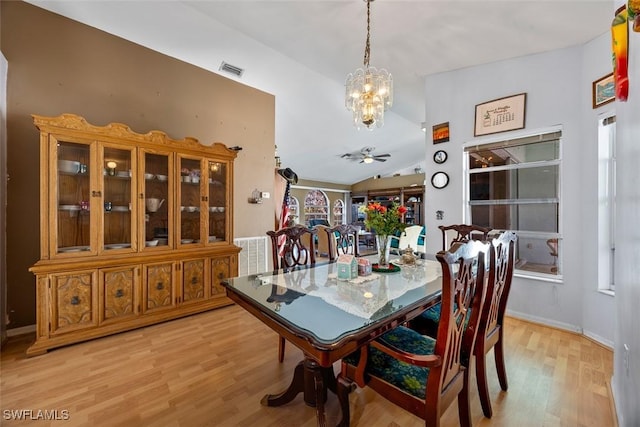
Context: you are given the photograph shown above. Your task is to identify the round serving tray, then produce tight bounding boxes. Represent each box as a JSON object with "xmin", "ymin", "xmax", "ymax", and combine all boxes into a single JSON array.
[{"xmin": 372, "ymin": 264, "xmax": 401, "ymax": 273}]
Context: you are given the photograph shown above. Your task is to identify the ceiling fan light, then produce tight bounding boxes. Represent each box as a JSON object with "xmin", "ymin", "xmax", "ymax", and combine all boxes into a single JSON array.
[{"xmin": 363, "ymin": 156, "xmax": 374, "ymax": 164}]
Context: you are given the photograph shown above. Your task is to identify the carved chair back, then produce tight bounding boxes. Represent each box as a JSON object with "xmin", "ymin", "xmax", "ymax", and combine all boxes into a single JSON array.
[
  {"xmin": 439, "ymin": 223, "xmax": 492, "ymax": 251},
  {"xmin": 325, "ymin": 224, "xmax": 360, "ymax": 261},
  {"xmin": 267, "ymin": 225, "xmax": 317, "ymax": 270}
]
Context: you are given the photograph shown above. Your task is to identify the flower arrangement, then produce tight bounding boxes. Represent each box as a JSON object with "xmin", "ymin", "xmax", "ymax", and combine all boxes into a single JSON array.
[{"xmin": 360, "ymin": 202, "xmax": 408, "ymax": 236}]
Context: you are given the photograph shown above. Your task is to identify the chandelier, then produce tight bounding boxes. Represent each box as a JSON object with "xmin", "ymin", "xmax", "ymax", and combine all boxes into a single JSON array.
[{"xmin": 345, "ymin": 0, "xmax": 393, "ymax": 130}]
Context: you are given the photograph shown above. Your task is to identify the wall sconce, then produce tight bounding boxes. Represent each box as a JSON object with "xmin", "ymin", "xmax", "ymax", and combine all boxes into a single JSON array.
[
  {"xmin": 106, "ymin": 161, "xmax": 117, "ymax": 176},
  {"xmin": 248, "ymin": 189, "xmax": 263, "ymax": 204}
]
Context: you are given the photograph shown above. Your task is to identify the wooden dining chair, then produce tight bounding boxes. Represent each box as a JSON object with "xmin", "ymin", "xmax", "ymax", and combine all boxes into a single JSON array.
[
  {"xmin": 335, "ymin": 239, "xmax": 489, "ymax": 427},
  {"xmin": 324, "ymin": 224, "xmax": 360, "ymax": 261},
  {"xmin": 266, "ymin": 225, "xmax": 317, "ymax": 362},
  {"xmin": 439, "ymin": 224, "xmax": 492, "ymax": 251},
  {"xmin": 411, "ymin": 231, "xmax": 517, "ymax": 419},
  {"xmin": 415, "ymin": 224, "xmax": 492, "ymax": 336},
  {"xmin": 313, "ymin": 224, "xmax": 332, "ymax": 258},
  {"xmin": 474, "ymin": 231, "xmax": 517, "ymax": 418},
  {"xmin": 547, "ymin": 238, "xmax": 558, "ymax": 273}
]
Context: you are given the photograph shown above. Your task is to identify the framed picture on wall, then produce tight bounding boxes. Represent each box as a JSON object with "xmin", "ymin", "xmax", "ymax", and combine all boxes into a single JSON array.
[
  {"xmin": 474, "ymin": 93, "xmax": 526, "ymax": 137},
  {"xmin": 592, "ymin": 73, "xmax": 615, "ymax": 109},
  {"xmin": 432, "ymin": 122, "xmax": 450, "ymax": 144}
]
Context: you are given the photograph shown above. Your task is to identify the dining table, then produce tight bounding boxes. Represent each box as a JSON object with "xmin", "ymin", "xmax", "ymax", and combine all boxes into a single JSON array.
[{"xmin": 221, "ymin": 257, "xmax": 443, "ymax": 426}]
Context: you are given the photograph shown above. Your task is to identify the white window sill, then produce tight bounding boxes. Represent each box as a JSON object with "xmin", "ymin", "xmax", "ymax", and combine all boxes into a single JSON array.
[
  {"xmin": 514, "ymin": 270, "xmax": 563, "ymax": 284},
  {"xmin": 598, "ymin": 289, "xmax": 615, "ymax": 297}
]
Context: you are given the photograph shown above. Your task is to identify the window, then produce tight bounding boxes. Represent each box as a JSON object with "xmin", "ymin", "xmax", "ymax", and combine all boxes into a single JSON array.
[
  {"xmin": 465, "ymin": 129, "xmax": 562, "ymax": 277},
  {"xmin": 333, "ymin": 199, "xmax": 345, "ymax": 225},
  {"xmin": 304, "ymin": 189, "xmax": 329, "ymax": 226},
  {"xmin": 288, "ymin": 196, "xmax": 299, "ymax": 223},
  {"xmin": 598, "ymin": 115, "xmax": 616, "ymax": 292}
]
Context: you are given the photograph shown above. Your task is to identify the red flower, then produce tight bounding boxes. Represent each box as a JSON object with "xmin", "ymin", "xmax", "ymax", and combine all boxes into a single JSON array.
[{"xmin": 360, "ymin": 202, "xmax": 407, "ymax": 236}]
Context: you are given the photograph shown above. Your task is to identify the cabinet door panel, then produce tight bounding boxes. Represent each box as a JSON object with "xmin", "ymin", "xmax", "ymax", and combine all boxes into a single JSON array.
[
  {"xmin": 144, "ymin": 263, "xmax": 176, "ymax": 313},
  {"xmin": 100, "ymin": 266, "xmax": 138, "ymax": 324},
  {"xmin": 142, "ymin": 151, "xmax": 173, "ymax": 249},
  {"xmin": 51, "ymin": 271, "xmax": 97, "ymax": 335},
  {"xmin": 207, "ymin": 161, "xmax": 228, "ymax": 243},
  {"xmin": 211, "ymin": 257, "xmax": 231, "ymax": 299},
  {"xmin": 53, "ymin": 139, "xmax": 94, "ymax": 256},
  {"xmin": 102, "ymin": 145, "xmax": 136, "ymax": 252},
  {"xmin": 178, "ymin": 156, "xmax": 203, "ymax": 245},
  {"xmin": 181, "ymin": 259, "xmax": 206, "ymax": 304}
]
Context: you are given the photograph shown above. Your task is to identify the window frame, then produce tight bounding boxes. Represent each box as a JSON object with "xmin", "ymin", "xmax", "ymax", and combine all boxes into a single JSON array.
[
  {"xmin": 332, "ymin": 199, "xmax": 345, "ymax": 226},
  {"xmin": 288, "ymin": 196, "xmax": 300, "ymax": 223},
  {"xmin": 598, "ymin": 112, "xmax": 616, "ymax": 293},
  {"xmin": 463, "ymin": 125, "xmax": 563, "ymax": 281},
  {"xmin": 303, "ymin": 189, "xmax": 329, "ymax": 226}
]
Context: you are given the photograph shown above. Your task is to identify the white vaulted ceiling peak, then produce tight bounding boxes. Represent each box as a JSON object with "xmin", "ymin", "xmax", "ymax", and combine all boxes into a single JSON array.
[{"xmin": 27, "ymin": 1, "xmax": 612, "ymax": 185}]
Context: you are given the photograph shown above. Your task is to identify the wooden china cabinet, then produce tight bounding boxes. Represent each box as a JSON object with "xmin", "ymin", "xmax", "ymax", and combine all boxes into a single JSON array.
[{"xmin": 28, "ymin": 114, "xmax": 240, "ymax": 356}]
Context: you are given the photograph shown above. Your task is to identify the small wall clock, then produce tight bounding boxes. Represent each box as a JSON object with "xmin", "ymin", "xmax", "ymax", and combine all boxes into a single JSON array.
[
  {"xmin": 433, "ymin": 150, "xmax": 448, "ymax": 164},
  {"xmin": 431, "ymin": 171, "xmax": 449, "ymax": 189}
]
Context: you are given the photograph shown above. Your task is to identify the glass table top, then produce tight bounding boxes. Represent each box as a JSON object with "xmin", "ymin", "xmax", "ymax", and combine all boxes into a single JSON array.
[{"xmin": 222, "ymin": 259, "xmax": 442, "ymax": 346}]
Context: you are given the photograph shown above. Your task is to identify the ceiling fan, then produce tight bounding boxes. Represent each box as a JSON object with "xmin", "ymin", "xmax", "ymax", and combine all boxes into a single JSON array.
[{"xmin": 341, "ymin": 147, "xmax": 391, "ymax": 164}]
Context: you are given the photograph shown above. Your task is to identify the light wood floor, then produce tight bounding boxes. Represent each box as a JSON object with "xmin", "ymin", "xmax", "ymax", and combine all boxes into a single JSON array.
[{"xmin": 1, "ymin": 305, "xmax": 614, "ymax": 427}]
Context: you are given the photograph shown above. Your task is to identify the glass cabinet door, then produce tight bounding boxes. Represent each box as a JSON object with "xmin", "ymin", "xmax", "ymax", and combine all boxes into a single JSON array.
[
  {"xmin": 102, "ymin": 145, "xmax": 135, "ymax": 252},
  {"xmin": 143, "ymin": 152, "xmax": 172, "ymax": 249},
  {"xmin": 178, "ymin": 156, "xmax": 203, "ymax": 246},
  {"xmin": 55, "ymin": 139, "xmax": 93, "ymax": 255},
  {"xmin": 207, "ymin": 160, "xmax": 227, "ymax": 244}
]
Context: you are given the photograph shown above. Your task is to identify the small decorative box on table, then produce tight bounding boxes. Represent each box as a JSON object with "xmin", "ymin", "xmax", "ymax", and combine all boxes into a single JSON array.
[{"xmin": 337, "ymin": 254, "xmax": 358, "ymax": 280}]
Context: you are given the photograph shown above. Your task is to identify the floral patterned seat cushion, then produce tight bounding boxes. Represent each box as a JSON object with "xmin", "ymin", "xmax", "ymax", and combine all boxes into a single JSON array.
[
  {"xmin": 419, "ymin": 302, "xmax": 442, "ymax": 323},
  {"xmin": 344, "ymin": 325, "xmax": 436, "ymax": 400},
  {"xmin": 417, "ymin": 302, "xmax": 472, "ymax": 327}
]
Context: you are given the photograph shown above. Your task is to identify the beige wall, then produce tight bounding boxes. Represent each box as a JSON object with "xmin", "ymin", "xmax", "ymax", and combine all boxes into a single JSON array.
[{"xmin": 1, "ymin": 1, "xmax": 275, "ymax": 328}]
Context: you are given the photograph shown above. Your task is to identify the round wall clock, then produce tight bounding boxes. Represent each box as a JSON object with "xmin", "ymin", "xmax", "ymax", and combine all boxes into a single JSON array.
[
  {"xmin": 433, "ymin": 150, "xmax": 448, "ymax": 164},
  {"xmin": 431, "ymin": 171, "xmax": 449, "ymax": 189}
]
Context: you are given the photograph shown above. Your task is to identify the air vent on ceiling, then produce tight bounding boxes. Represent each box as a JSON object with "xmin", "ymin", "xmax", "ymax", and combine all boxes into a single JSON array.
[{"xmin": 219, "ymin": 61, "xmax": 244, "ymax": 78}]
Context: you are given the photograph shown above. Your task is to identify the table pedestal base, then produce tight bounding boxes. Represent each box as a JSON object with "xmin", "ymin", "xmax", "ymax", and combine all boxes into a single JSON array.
[{"xmin": 261, "ymin": 357, "xmax": 337, "ymax": 427}]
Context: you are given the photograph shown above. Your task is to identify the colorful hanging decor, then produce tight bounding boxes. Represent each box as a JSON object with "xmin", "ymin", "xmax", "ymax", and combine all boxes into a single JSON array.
[
  {"xmin": 628, "ymin": 0, "xmax": 640, "ymax": 32},
  {"xmin": 611, "ymin": 5, "xmax": 629, "ymax": 101}
]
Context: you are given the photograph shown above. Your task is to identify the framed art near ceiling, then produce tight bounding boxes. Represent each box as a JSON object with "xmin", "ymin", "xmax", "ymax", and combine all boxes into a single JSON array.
[
  {"xmin": 432, "ymin": 122, "xmax": 450, "ymax": 144},
  {"xmin": 592, "ymin": 73, "xmax": 615, "ymax": 108},
  {"xmin": 474, "ymin": 93, "xmax": 526, "ymax": 137}
]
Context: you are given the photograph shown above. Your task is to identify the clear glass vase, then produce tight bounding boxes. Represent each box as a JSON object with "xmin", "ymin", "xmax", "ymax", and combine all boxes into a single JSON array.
[{"xmin": 376, "ymin": 234, "xmax": 392, "ymax": 268}]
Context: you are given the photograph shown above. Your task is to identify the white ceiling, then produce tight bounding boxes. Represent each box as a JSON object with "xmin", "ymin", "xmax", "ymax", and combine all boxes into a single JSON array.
[{"xmin": 28, "ymin": 0, "xmax": 612, "ymax": 185}]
